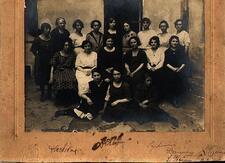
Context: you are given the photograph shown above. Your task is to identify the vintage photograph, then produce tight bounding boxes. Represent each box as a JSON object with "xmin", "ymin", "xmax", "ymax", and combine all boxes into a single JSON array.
[{"xmin": 25, "ymin": 0, "xmax": 205, "ymax": 132}]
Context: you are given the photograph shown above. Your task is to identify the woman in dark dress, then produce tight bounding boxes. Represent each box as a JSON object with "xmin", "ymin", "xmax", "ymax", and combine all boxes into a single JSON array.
[
  {"xmin": 30, "ymin": 23, "xmax": 53, "ymax": 101},
  {"xmin": 124, "ymin": 36, "xmax": 148, "ymax": 93},
  {"xmin": 55, "ymin": 68, "xmax": 108, "ymax": 120},
  {"xmin": 97, "ymin": 36, "xmax": 123, "ymax": 82},
  {"xmin": 49, "ymin": 38, "xmax": 79, "ymax": 107},
  {"xmin": 50, "ymin": 17, "xmax": 70, "ymax": 54},
  {"xmin": 86, "ymin": 20, "xmax": 104, "ymax": 53},
  {"xmin": 103, "ymin": 67, "xmax": 131, "ymax": 122},
  {"xmin": 164, "ymin": 35, "xmax": 188, "ymax": 107}
]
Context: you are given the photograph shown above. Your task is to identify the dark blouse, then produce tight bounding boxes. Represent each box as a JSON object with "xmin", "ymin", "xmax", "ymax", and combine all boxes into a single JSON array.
[
  {"xmin": 50, "ymin": 28, "xmax": 70, "ymax": 53},
  {"xmin": 97, "ymin": 47, "xmax": 123, "ymax": 71},
  {"xmin": 164, "ymin": 46, "xmax": 187, "ymax": 68},
  {"xmin": 107, "ymin": 82, "xmax": 131, "ymax": 103},
  {"xmin": 124, "ymin": 49, "xmax": 147, "ymax": 72},
  {"xmin": 86, "ymin": 31, "xmax": 104, "ymax": 52},
  {"xmin": 88, "ymin": 80, "xmax": 109, "ymax": 104},
  {"xmin": 51, "ymin": 52, "xmax": 75, "ymax": 70}
]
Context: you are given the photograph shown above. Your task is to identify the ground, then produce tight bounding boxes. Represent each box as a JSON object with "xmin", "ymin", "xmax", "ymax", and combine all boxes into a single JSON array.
[{"xmin": 25, "ymin": 75, "xmax": 204, "ymax": 132}]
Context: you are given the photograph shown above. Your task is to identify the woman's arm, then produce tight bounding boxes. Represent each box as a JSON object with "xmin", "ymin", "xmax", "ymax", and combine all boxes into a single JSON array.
[
  {"xmin": 49, "ymin": 66, "xmax": 54, "ymax": 84},
  {"xmin": 155, "ymin": 52, "xmax": 165, "ymax": 70},
  {"xmin": 131, "ymin": 63, "xmax": 144, "ymax": 75},
  {"xmin": 125, "ymin": 63, "xmax": 131, "ymax": 75},
  {"xmin": 166, "ymin": 64, "xmax": 178, "ymax": 72},
  {"xmin": 177, "ymin": 64, "xmax": 185, "ymax": 72},
  {"xmin": 111, "ymin": 98, "xmax": 129, "ymax": 106}
]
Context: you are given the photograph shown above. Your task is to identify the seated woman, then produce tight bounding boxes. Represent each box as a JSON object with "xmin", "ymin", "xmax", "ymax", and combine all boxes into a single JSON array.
[
  {"xmin": 69, "ymin": 19, "xmax": 86, "ymax": 54},
  {"xmin": 103, "ymin": 67, "xmax": 131, "ymax": 122},
  {"xmin": 146, "ymin": 36, "xmax": 165, "ymax": 95},
  {"xmin": 97, "ymin": 36, "xmax": 123, "ymax": 82},
  {"xmin": 164, "ymin": 35, "xmax": 188, "ymax": 107},
  {"xmin": 55, "ymin": 68, "xmax": 108, "ymax": 120},
  {"xmin": 86, "ymin": 20, "xmax": 104, "ymax": 53},
  {"xmin": 30, "ymin": 22, "xmax": 53, "ymax": 101},
  {"xmin": 157, "ymin": 20, "xmax": 171, "ymax": 51},
  {"xmin": 49, "ymin": 38, "xmax": 79, "ymax": 107},
  {"xmin": 124, "ymin": 36, "xmax": 147, "ymax": 93},
  {"xmin": 134, "ymin": 72, "xmax": 159, "ymax": 110},
  {"xmin": 75, "ymin": 40, "xmax": 97, "ymax": 96}
]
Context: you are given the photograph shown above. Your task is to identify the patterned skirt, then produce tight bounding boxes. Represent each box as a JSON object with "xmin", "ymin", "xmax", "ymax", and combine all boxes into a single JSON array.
[{"xmin": 53, "ymin": 68, "xmax": 78, "ymax": 91}]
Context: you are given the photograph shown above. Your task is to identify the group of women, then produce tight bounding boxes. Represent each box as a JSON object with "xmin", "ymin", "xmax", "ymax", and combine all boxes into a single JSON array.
[{"xmin": 30, "ymin": 17, "xmax": 191, "ymax": 121}]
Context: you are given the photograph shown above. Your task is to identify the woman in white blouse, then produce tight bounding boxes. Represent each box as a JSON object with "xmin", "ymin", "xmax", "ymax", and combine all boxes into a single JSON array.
[
  {"xmin": 157, "ymin": 20, "xmax": 171, "ymax": 51},
  {"xmin": 146, "ymin": 36, "xmax": 165, "ymax": 95},
  {"xmin": 75, "ymin": 40, "xmax": 97, "ymax": 96}
]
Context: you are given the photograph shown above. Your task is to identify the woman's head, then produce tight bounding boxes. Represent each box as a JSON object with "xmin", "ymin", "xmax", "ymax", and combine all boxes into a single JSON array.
[
  {"xmin": 144, "ymin": 72, "xmax": 152, "ymax": 86},
  {"xmin": 91, "ymin": 20, "xmax": 102, "ymax": 32},
  {"xmin": 169, "ymin": 35, "xmax": 180, "ymax": 49},
  {"xmin": 123, "ymin": 22, "xmax": 131, "ymax": 32},
  {"xmin": 55, "ymin": 17, "xmax": 66, "ymax": 29},
  {"xmin": 81, "ymin": 40, "xmax": 93, "ymax": 53},
  {"xmin": 104, "ymin": 36, "xmax": 114, "ymax": 48},
  {"xmin": 91, "ymin": 68, "xmax": 102, "ymax": 82},
  {"xmin": 141, "ymin": 17, "xmax": 151, "ymax": 30},
  {"xmin": 159, "ymin": 20, "xmax": 169, "ymax": 33},
  {"xmin": 63, "ymin": 38, "xmax": 73, "ymax": 53},
  {"xmin": 40, "ymin": 23, "xmax": 51, "ymax": 34},
  {"xmin": 129, "ymin": 36, "xmax": 141, "ymax": 49},
  {"xmin": 111, "ymin": 67, "xmax": 123, "ymax": 82},
  {"xmin": 174, "ymin": 19, "xmax": 183, "ymax": 32},
  {"xmin": 108, "ymin": 17, "xmax": 116, "ymax": 30},
  {"xmin": 149, "ymin": 36, "xmax": 160, "ymax": 49},
  {"xmin": 72, "ymin": 19, "xmax": 84, "ymax": 31}
]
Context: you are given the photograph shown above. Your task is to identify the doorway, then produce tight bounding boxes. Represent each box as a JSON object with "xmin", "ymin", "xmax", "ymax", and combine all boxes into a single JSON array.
[{"xmin": 104, "ymin": 0, "xmax": 142, "ymax": 35}]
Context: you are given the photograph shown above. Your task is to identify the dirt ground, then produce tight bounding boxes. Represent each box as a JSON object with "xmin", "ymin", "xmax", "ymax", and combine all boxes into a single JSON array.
[{"xmin": 25, "ymin": 75, "xmax": 204, "ymax": 132}]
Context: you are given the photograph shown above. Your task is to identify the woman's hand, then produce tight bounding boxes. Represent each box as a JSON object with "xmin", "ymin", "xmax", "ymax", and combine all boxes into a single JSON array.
[
  {"xmin": 104, "ymin": 78, "xmax": 111, "ymax": 83},
  {"xmin": 86, "ymin": 70, "xmax": 91, "ymax": 76},
  {"xmin": 111, "ymin": 100, "xmax": 119, "ymax": 107},
  {"xmin": 48, "ymin": 75, "xmax": 53, "ymax": 84},
  {"xmin": 150, "ymin": 67, "xmax": 156, "ymax": 72},
  {"xmin": 87, "ymin": 98, "xmax": 93, "ymax": 105}
]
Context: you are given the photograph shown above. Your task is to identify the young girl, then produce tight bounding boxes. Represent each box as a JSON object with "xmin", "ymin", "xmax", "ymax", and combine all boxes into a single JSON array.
[{"xmin": 157, "ymin": 20, "xmax": 171, "ymax": 51}]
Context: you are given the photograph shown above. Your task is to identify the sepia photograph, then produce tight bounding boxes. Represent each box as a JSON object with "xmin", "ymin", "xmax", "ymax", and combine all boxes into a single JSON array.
[{"xmin": 24, "ymin": 0, "xmax": 205, "ymax": 132}]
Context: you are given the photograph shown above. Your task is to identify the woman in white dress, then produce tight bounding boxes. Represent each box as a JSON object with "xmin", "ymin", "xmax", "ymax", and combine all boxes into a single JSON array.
[
  {"xmin": 69, "ymin": 19, "xmax": 86, "ymax": 54},
  {"xmin": 75, "ymin": 40, "xmax": 97, "ymax": 96},
  {"xmin": 157, "ymin": 20, "xmax": 171, "ymax": 51}
]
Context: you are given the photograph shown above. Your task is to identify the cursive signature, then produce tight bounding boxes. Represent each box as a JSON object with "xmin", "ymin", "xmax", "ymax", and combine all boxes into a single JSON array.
[
  {"xmin": 197, "ymin": 145, "xmax": 225, "ymax": 161},
  {"xmin": 166, "ymin": 147, "xmax": 194, "ymax": 162},
  {"xmin": 92, "ymin": 133, "xmax": 124, "ymax": 151},
  {"xmin": 48, "ymin": 143, "xmax": 81, "ymax": 155}
]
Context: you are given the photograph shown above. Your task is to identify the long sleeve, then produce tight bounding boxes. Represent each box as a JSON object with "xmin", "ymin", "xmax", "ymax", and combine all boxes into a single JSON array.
[{"xmin": 155, "ymin": 49, "xmax": 165, "ymax": 70}]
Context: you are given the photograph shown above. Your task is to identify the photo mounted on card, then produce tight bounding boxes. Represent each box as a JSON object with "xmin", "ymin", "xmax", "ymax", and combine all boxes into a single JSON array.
[
  {"xmin": 5, "ymin": 0, "xmax": 225, "ymax": 162},
  {"xmin": 25, "ymin": 0, "xmax": 204, "ymax": 132}
]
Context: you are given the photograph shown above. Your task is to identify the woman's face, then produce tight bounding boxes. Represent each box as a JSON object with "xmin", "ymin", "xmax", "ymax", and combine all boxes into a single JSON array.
[
  {"xmin": 175, "ymin": 20, "xmax": 183, "ymax": 31},
  {"xmin": 83, "ymin": 43, "xmax": 92, "ymax": 53},
  {"xmin": 92, "ymin": 72, "xmax": 101, "ymax": 82},
  {"xmin": 106, "ymin": 38, "xmax": 114, "ymax": 48},
  {"xmin": 109, "ymin": 20, "xmax": 116, "ymax": 29},
  {"xmin": 43, "ymin": 27, "xmax": 51, "ymax": 35},
  {"xmin": 159, "ymin": 22, "xmax": 168, "ymax": 33},
  {"xmin": 123, "ymin": 23, "xmax": 130, "ymax": 32},
  {"xmin": 63, "ymin": 42, "xmax": 70, "ymax": 52},
  {"xmin": 130, "ymin": 38, "xmax": 138, "ymax": 49},
  {"xmin": 150, "ymin": 39, "xmax": 158, "ymax": 50},
  {"xmin": 142, "ymin": 21, "xmax": 150, "ymax": 30},
  {"xmin": 92, "ymin": 22, "xmax": 100, "ymax": 32},
  {"xmin": 145, "ymin": 77, "xmax": 152, "ymax": 86},
  {"xmin": 75, "ymin": 22, "xmax": 82, "ymax": 31},
  {"xmin": 170, "ymin": 38, "xmax": 179, "ymax": 49},
  {"xmin": 113, "ymin": 70, "xmax": 121, "ymax": 82},
  {"xmin": 57, "ymin": 19, "xmax": 66, "ymax": 29}
]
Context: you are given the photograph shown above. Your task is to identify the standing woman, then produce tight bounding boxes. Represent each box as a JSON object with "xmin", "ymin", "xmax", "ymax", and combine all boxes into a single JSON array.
[
  {"xmin": 146, "ymin": 36, "xmax": 165, "ymax": 88},
  {"xmin": 105, "ymin": 17, "xmax": 121, "ymax": 50},
  {"xmin": 124, "ymin": 36, "xmax": 147, "ymax": 93},
  {"xmin": 122, "ymin": 21, "xmax": 137, "ymax": 54},
  {"xmin": 103, "ymin": 67, "xmax": 131, "ymax": 122},
  {"xmin": 164, "ymin": 36, "xmax": 188, "ymax": 107},
  {"xmin": 157, "ymin": 20, "xmax": 171, "ymax": 51},
  {"xmin": 51, "ymin": 17, "xmax": 70, "ymax": 54},
  {"xmin": 69, "ymin": 19, "xmax": 86, "ymax": 54},
  {"xmin": 75, "ymin": 40, "xmax": 97, "ymax": 96},
  {"xmin": 97, "ymin": 36, "xmax": 123, "ymax": 81},
  {"xmin": 86, "ymin": 20, "xmax": 104, "ymax": 53},
  {"xmin": 49, "ymin": 39, "xmax": 78, "ymax": 107},
  {"xmin": 31, "ymin": 23, "xmax": 53, "ymax": 101},
  {"xmin": 138, "ymin": 17, "xmax": 157, "ymax": 49}
]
